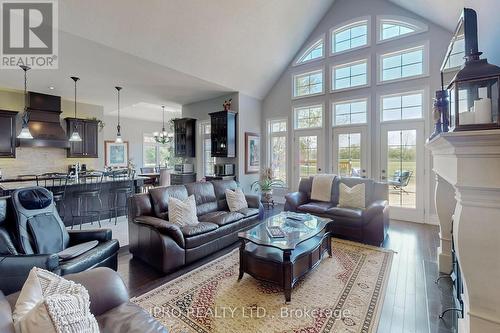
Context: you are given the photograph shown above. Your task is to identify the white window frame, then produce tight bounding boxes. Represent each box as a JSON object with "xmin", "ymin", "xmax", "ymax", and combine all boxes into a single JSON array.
[
  {"xmin": 143, "ymin": 133, "xmax": 173, "ymax": 168},
  {"xmin": 377, "ymin": 42, "xmax": 429, "ymax": 84},
  {"xmin": 331, "ymin": 58, "xmax": 370, "ymax": 92},
  {"xmin": 379, "ymin": 88, "xmax": 427, "ymax": 124},
  {"xmin": 293, "ymin": 34, "xmax": 325, "ymax": 66},
  {"xmin": 332, "ymin": 97, "xmax": 369, "ymax": 127},
  {"xmin": 330, "ymin": 17, "xmax": 371, "ymax": 56},
  {"xmin": 267, "ymin": 118, "xmax": 288, "ymax": 187},
  {"xmin": 200, "ymin": 122, "xmax": 215, "ymax": 177},
  {"xmin": 376, "ymin": 15, "xmax": 428, "ymax": 44},
  {"xmin": 292, "ymin": 67, "xmax": 325, "ymax": 99},
  {"xmin": 443, "ymin": 35, "xmax": 465, "ymax": 71},
  {"xmin": 293, "ymin": 102, "xmax": 324, "ymax": 130}
]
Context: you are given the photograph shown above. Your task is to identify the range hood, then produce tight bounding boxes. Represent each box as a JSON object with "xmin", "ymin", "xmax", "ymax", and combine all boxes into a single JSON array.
[{"xmin": 17, "ymin": 92, "xmax": 70, "ymax": 148}]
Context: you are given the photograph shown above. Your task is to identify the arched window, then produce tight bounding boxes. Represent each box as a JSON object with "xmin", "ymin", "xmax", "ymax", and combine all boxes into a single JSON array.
[
  {"xmin": 295, "ymin": 38, "xmax": 324, "ymax": 65},
  {"xmin": 377, "ymin": 16, "xmax": 427, "ymax": 42},
  {"xmin": 331, "ymin": 19, "xmax": 369, "ymax": 54}
]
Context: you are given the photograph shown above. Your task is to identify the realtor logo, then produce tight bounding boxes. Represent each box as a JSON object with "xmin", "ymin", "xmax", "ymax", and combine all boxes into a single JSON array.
[{"xmin": 0, "ymin": 0, "xmax": 58, "ymax": 68}]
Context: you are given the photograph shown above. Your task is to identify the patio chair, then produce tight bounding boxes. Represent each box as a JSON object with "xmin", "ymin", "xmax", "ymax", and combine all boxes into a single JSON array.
[{"xmin": 387, "ymin": 170, "xmax": 413, "ymax": 194}]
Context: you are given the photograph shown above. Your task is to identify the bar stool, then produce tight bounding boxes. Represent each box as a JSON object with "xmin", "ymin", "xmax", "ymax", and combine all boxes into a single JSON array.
[
  {"xmin": 108, "ymin": 170, "xmax": 134, "ymax": 225},
  {"xmin": 72, "ymin": 172, "xmax": 104, "ymax": 230},
  {"xmin": 140, "ymin": 167, "xmax": 156, "ymax": 193},
  {"xmin": 36, "ymin": 172, "xmax": 69, "ymax": 221}
]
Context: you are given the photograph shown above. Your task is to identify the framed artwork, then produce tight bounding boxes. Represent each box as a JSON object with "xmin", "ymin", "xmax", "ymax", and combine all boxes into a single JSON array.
[
  {"xmin": 105, "ymin": 140, "xmax": 129, "ymax": 168},
  {"xmin": 245, "ymin": 132, "xmax": 260, "ymax": 174}
]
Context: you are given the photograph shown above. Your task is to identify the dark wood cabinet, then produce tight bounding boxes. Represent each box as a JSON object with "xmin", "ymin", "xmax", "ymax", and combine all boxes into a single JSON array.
[
  {"xmin": 209, "ymin": 110, "xmax": 236, "ymax": 158},
  {"xmin": 0, "ymin": 110, "xmax": 17, "ymax": 158},
  {"xmin": 65, "ymin": 118, "xmax": 99, "ymax": 158},
  {"xmin": 173, "ymin": 118, "xmax": 196, "ymax": 157}
]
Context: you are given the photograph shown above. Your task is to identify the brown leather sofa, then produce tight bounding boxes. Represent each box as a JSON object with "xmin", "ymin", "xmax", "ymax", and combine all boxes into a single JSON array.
[
  {"xmin": 0, "ymin": 267, "xmax": 167, "ymax": 333},
  {"xmin": 285, "ymin": 177, "xmax": 389, "ymax": 246},
  {"xmin": 128, "ymin": 180, "xmax": 264, "ymax": 274}
]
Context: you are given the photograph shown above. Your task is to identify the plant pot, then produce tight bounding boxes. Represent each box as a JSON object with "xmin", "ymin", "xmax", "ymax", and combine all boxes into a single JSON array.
[{"xmin": 261, "ymin": 189, "xmax": 273, "ymax": 202}]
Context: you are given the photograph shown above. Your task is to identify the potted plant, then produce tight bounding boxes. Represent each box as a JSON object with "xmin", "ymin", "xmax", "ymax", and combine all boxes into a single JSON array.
[{"xmin": 251, "ymin": 167, "xmax": 285, "ymax": 202}]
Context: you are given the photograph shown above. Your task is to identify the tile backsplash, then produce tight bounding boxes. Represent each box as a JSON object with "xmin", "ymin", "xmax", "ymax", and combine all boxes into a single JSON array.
[{"xmin": 0, "ymin": 147, "xmax": 102, "ymax": 178}]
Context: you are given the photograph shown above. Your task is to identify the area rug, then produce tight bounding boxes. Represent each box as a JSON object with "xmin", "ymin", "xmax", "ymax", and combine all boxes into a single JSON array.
[{"xmin": 132, "ymin": 239, "xmax": 393, "ymax": 333}]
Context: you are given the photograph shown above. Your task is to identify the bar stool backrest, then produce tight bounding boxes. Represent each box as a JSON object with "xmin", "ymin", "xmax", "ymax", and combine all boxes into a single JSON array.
[
  {"xmin": 77, "ymin": 172, "xmax": 104, "ymax": 193},
  {"xmin": 36, "ymin": 173, "xmax": 69, "ymax": 199}
]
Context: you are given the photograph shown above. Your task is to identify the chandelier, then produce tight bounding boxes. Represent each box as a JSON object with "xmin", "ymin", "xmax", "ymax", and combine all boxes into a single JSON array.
[{"xmin": 153, "ymin": 105, "xmax": 170, "ymax": 144}]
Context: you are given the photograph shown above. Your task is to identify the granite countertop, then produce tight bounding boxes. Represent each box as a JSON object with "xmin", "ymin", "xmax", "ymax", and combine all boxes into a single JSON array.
[{"xmin": 0, "ymin": 176, "xmax": 147, "ymax": 191}]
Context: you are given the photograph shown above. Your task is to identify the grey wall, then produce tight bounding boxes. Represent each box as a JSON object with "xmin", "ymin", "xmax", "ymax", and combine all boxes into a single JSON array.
[
  {"xmin": 262, "ymin": 0, "xmax": 453, "ymax": 223},
  {"xmin": 182, "ymin": 92, "xmax": 261, "ymax": 192},
  {"xmin": 237, "ymin": 93, "xmax": 262, "ymax": 192},
  {"xmin": 102, "ymin": 115, "xmax": 174, "ymax": 169}
]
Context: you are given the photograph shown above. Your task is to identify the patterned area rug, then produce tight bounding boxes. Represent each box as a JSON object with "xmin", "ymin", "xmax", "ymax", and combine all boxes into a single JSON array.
[{"xmin": 132, "ymin": 239, "xmax": 393, "ymax": 333}]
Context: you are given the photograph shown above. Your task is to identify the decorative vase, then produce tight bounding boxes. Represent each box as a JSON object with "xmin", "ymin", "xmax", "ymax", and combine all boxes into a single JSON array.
[{"xmin": 262, "ymin": 189, "xmax": 273, "ymax": 202}]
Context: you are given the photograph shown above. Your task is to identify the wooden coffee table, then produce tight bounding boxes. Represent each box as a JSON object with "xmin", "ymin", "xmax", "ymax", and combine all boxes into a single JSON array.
[{"xmin": 238, "ymin": 212, "xmax": 332, "ymax": 302}]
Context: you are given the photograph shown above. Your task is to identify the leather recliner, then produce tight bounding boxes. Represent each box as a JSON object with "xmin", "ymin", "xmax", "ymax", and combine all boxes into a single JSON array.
[
  {"xmin": 128, "ymin": 180, "xmax": 264, "ymax": 274},
  {"xmin": 0, "ymin": 267, "xmax": 167, "ymax": 333},
  {"xmin": 0, "ymin": 187, "xmax": 120, "ymax": 295},
  {"xmin": 285, "ymin": 176, "xmax": 389, "ymax": 246}
]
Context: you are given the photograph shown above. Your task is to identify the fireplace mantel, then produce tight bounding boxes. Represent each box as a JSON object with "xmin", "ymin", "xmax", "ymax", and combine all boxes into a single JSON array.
[{"xmin": 426, "ymin": 130, "xmax": 500, "ymax": 333}]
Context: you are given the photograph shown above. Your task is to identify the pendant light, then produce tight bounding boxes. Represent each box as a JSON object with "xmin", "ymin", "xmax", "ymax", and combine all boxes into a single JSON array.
[
  {"xmin": 17, "ymin": 65, "xmax": 33, "ymax": 139},
  {"xmin": 68, "ymin": 76, "xmax": 82, "ymax": 142},
  {"xmin": 153, "ymin": 105, "xmax": 168, "ymax": 144},
  {"xmin": 115, "ymin": 86, "xmax": 123, "ymax": 143}
]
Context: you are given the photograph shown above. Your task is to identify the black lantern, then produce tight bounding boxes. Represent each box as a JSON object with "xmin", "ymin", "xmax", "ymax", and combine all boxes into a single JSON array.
[{"xmin": 447, "ymin": 9, "xmax": 500, "ymax": 131}]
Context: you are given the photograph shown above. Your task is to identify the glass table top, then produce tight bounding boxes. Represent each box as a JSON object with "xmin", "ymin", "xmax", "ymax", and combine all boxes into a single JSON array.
[{"xmin": 238, "ymin": 212, "xmax": 331, "ymax": 251}]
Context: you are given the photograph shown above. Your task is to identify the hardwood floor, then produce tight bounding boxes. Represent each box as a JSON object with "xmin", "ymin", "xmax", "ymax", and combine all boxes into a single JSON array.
[{"xmin": 117, "ymin": 206, "xmax": 456, "ymax": 333}]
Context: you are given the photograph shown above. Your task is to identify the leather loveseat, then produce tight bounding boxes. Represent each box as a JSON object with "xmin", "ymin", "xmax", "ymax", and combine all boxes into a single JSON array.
[
  {"xmin": 128, "ymin": 180, "xmax": 263, "ymax": 274},
  {"xmin": 0, "ymin": 187, "xmax": 120, "ymax": 295},
  {"xmin": 0, "ymin": 267, "xmax": 167, "ymax": 333},
  {"xmin": 285, "ymin": 177, "xmax": 389, "ymax": 246}
]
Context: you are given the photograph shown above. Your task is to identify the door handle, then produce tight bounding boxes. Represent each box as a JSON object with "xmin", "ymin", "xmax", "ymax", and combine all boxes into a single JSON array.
[{"xmin": 318, "ymin": 168, "xmax": 322, "ymax": 172}]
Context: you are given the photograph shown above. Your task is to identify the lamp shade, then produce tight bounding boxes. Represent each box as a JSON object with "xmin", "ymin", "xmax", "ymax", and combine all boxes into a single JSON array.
[
  {"xmin": 17, "ymin": 126, "xmax": 33, "ymax": 139},
  {"xmin": 69, "ymin": 130, "xmax": 82, "ymax": 142}
]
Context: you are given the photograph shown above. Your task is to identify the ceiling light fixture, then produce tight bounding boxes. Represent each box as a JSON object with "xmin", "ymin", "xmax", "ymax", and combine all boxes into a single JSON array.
[
  {"xmin": 17, "ymin": 65, "xmax": 33, "ymax": 140},
  {"xmin": 69, "ymin": 76, "xmax": 82, "ymax": 142},
  {"xmin": 49, "ymin": 86, "xmax": 55, "ymax": 90},
  {"xmin": 115, "ymin": 86, "xmax": 123, "ymax": 143},
  {"xmin": 153, "ymin": 105, "xmax": 170, "ymax": 144}
]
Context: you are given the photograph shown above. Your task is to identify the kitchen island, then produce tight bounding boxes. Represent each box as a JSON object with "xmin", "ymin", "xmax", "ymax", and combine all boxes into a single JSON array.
[{"xmin": 0, "ymin": 175, "xmax": 145, "ymax": 228}]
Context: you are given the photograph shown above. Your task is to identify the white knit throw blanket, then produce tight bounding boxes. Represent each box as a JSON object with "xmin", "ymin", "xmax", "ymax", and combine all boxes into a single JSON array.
[{"xmin": 310, "ymin": 174, "xmax": 336, "ymax": 202}]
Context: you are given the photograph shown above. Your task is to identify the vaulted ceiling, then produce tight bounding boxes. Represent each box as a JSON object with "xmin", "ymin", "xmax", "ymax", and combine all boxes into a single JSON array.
[{"xmin": 0, "ymin": 0, "xmax": 497, "ymax": 120}]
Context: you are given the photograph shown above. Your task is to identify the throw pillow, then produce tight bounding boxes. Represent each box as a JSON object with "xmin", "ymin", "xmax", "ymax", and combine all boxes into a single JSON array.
[
  {"xmin": 13, "ymin": 267, "xmax": 99, "ymax": 333},
  {"xmin": 225, "ymin": 188, "xmax": 248, "ymax": 212},
  {"xmin": 168, "ymin": 195, "xmax": 199, "ymax": 227},
  {"xmin": 338, "ymin": 183, "xmax": 366, "ymax": 209}
]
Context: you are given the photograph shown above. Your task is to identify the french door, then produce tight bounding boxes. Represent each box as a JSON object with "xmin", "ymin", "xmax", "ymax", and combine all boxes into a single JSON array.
[
  {"xmin": 380, "ymin": 122, "xmax": 424, "ymax": 222},
  {"xmin": 332, "ymin": 126, "xmax": 368, "ymax": 178},
  {"xmin": 293, "ymin": 130, "xmax": 324, "ymax": 188}
]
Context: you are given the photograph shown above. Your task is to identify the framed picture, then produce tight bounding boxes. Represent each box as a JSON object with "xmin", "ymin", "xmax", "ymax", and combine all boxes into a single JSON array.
[
  {"xmin": 245, "ymin": 132, "xmax": 260, "ymax": 174},
  {"xmin": 105, "ymin": 141, "xmax": 129, "ymax": 168}
]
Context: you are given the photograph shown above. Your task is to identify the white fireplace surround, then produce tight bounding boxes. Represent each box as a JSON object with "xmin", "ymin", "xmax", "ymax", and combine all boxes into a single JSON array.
[{"xmin": 426, "ymin": 130, "xmax": 500, "ymax": 333}]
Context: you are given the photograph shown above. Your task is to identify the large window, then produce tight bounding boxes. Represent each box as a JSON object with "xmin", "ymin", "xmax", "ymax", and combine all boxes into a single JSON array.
[
  {"xmin": 380, "ymin": 20, "xmax": 416, "ymax": 41},
  {"xmin": 380, "ymin": 46, "xmax": 425, "ymax": 82},
  {"xmin": 143, "ymin": 134, "xmax": 174, "ymax": 168},
  {"xmin": 293, "ymin": 69, "xmax": 324, "ymax": 98},
  {"xmin": 332, "ymin": 60, "xmax": 368, "ymax": 91},
  {"xmin": 331, "ymin": 20, "xmax": 368, "ymax": 54},
  {"xmin": 295, "ymin": 38, "xmax": 324, "ymax": 65},
  {"xmin": 294, "ymin": 104, "xmax": 323, "ymax": 129},
  {"xmin": 444, "ymin": 36, "xmax": 465, "ymax": 70},
  {"xmin": 337, "ymin": 133, "xmax": 361, "ymax": 177},
  {"xmin": 268, "ymin": 119, "xmax": 287, "ymax": 184},
  {"xmin": 201, "ymin": 123, "xmax": 215, "ymax": 176},
  {"xmin": 333, "ymin": 98, "xmax": 368, "ymax": 126},
  {"xmin": 381, "ymin": 92, "xmax": 423, "ymax": 121}
]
